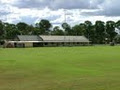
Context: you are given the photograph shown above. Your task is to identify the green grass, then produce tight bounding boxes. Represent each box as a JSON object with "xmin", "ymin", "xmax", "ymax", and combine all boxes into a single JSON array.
[{"xmin": 0, "ymin": 46, "xmax": 120, "ymax": 90}]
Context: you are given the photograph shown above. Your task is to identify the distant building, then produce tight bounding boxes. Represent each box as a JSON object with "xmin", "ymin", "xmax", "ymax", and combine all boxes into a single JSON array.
[{"xmin": 5, "ymin": 35, "xmax": 90, "ymax": 48}]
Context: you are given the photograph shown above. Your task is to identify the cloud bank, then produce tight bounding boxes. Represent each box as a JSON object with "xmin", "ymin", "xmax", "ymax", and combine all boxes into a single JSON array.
[{"xmin": 0, "ymin": 0, "xmax": 120, "ymax": 26}]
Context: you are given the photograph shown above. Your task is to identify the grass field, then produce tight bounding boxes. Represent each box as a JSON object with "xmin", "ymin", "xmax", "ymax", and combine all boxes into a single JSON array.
[{"xmin": 0, "ymin": 46, "xmax": 120, "ymax": 90}]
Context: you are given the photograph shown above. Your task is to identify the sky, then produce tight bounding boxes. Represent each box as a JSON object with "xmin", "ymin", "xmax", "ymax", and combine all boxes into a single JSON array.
[{"xmin": 0, "ymin": 0, "xmax": 120, "ymax": 26}]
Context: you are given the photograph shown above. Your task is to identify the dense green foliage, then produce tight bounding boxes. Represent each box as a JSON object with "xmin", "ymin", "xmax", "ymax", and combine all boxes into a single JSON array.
[
  {"xmin": 0, "ymin": 19, "xmax": 120, "ymax": 43},
  {"xmin": 0, "ymin": 46, "xmax": 120, "ymax": 90}
]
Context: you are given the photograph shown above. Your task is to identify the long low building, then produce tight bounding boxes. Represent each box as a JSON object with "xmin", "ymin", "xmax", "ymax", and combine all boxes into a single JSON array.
[{"xmin": 5, "ymin": 35, "xmax": 90, "ymax": 48}]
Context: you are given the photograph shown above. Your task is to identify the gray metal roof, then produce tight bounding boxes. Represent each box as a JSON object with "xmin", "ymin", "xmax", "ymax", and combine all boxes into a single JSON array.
[
  {"xmin": 17, "ymin": 35, "xmax": 43, "ymax": 41},
  {"xmin": 39, "ymin": 35, "xmax": 90, "ymax": 42},
  {"xmin": 17, "ymin": 35, "xmax": 90, "ymax": 42}
]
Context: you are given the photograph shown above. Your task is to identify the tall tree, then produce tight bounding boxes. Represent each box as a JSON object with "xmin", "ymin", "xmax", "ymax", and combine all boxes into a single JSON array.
[
  {"xmin": 51, "ymin": 26, "xmax": 64, "ymax": 35},
  {"xmin": 116, "ymin": 20, "xmax": 120, "ymax": 29},
  {"xmin": 84, "ymin": 21, "xmax": 93, "ymax": 41},
  {"xmin": 16, "ymin": 22, "xmax": 29, "ymax": 35},
  {"xmin": 37, "ymin": 19, "xmax": 52, "ymax": 35},
  {"xmin": 0, "ymin": 20, "xmax": 4, "ymax": 40},
  {"xmin": 72, "ymin": 25, "xmax": 84, "ymax": 35},
  {"xmin": 106, "ymin": 21, "xmax": 117, "ymax": 42},
  {"xmin": 62, "ymin": 23, "xmax": 71, "ymax": 35},
  {"xmin": 4, "ymin": 23, "xmax": 20, "ymax": 39},
  {"xmin": 26, "ymin": 25, "xmax": 34, "ymax": 35},
  {"xmin": 95, "ymin": 21, "xmax": 105, "ymax": 43}
]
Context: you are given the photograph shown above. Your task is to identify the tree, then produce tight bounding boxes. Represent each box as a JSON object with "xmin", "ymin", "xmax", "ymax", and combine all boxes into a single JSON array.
[
  {"xmin": 62, "ymin": 23, "xmax": 71, "ymax": 35},
  {"xmin": 79, "ymin": 23, "xmax": 86, "ymax": 34},
  {"xmin": 16, "ymin": 22, "xmax": 29, "ymax": 35},
  {"xmin": 116, "ymin": 20, "xmax": 120, "ymax": 29},
  {"xmin": 106, "ymin": 21, "xmax": 117, "ymax": 42},
  {"xmin": 0, "ymin": 20, "xmax": 4, "ymax": 40},
  {"xmin": 51, "ymin": 26, "xmax": 64, "ymax": 35},
  {"xmin": 4, "ymin": 23, "xmax": 20, "ymax": 39},
  {"xmin": 95, "ymin": 21, "xmax": 105, "ymax": 43},
  {"xmin": 72, "ymin": 25, "xmax": 84, "ymax": 35},
  {"xmin": 115, "ymin": 20, "xmax": 120, "ymax": 42},
  {"xmin": 84, "ymin": 21, "xmax": 92, "ymax": 39},
  {"xmin": 37, "ymin": 19, "xmax": 52, "ymax": 35},
  {"xmin": 26, "ymin": 25, "xmax": 34, "ymax": 35},
  {"xmin": 83, "ymin": 21, "xmax": 95, "ymax": 43}
]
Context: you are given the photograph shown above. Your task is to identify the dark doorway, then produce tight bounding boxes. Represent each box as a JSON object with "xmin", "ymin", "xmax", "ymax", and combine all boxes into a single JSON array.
[{"xmin": 33, "ymin": 43, "xmax": 43, "ymax": 47}]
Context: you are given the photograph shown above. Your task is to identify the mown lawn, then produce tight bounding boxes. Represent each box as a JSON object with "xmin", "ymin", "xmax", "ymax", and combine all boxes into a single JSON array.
[{"xmin": 0, "ymin": 46, "xmax": 120, "ymax": 90}]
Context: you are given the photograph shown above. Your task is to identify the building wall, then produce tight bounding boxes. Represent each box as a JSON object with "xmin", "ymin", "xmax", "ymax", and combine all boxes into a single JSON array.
[
  {"xmin": 4, "ymin": 42, "xmax": 14, "ymax": 48},
  {"xmin": 42, "ymin": 42, "xmax": 89, "ymax": 47},
  {"xmin": 5, "ymin": 41, "xmax": 90, "ymax": 48},
  {"xmin": 24, "ymin": 42, "xmax": 33, "ymax": 47}
]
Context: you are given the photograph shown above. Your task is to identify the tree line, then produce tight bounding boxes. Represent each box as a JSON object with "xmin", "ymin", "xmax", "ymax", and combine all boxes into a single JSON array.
[{"xmin": 0, "ymin": 19, "xmax": 120, "ymax": 44}]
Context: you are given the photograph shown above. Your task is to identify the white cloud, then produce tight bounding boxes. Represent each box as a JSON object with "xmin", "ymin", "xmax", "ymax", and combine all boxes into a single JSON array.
[
  {"xmin": 1, "ymin": 0, "xmax": 16, "ymax": 4},
  {"xmin": 82, "ymin": 0, "xmax": 120, "ymax": 16},
  {"xmin": 12, "ymin": 0, "xmax": 99, "ymax": 9},
  {"xmin": 0, "ymin": 0, "xmax": 120, "ymax": 26}
]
